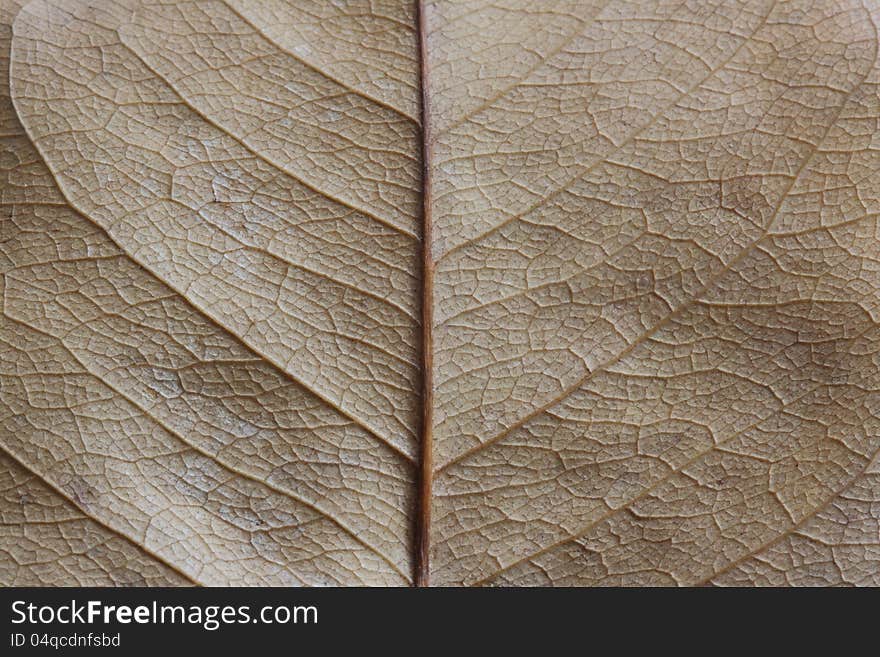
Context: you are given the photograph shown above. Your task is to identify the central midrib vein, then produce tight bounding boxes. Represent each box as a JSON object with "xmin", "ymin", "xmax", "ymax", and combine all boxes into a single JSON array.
[{"xmin": 414, "ymin": 0, "xmax": 434, "ymax": 587}]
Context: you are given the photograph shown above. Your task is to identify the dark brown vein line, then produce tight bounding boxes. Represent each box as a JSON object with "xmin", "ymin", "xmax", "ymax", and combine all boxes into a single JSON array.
[
  {"xmin": 414, "ymin": 0, "xmax": 433, "ymax": 588},
  {"xmin": 0, "ymin": 443, "xmax": 202, "ymax": 587}
]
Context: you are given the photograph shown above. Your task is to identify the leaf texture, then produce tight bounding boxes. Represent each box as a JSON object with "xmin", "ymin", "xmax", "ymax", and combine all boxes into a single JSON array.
[{"xmin": 2, "ymin": 0, "xmax": 880, "ymax": 586}]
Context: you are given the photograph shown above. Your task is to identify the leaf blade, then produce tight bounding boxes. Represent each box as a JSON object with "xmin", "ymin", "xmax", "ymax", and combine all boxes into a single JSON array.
[{"xmin": 428, "ymin": 0, "xmax": 880, "ymax": 585}]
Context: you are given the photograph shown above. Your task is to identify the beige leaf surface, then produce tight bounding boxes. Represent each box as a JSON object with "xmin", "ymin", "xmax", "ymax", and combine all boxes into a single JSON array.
[{"xmin": 2, "ymin": 0, "xmax": 879, "ymax": 587}]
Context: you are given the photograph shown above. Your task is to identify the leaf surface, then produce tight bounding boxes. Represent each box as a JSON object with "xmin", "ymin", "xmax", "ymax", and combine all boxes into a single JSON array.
[{"xmin": 2, "ymin": 0, "xmax": 879, "ymax": 586}]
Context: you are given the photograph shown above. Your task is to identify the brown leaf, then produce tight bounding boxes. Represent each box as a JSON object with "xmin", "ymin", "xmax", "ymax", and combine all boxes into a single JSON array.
[{"xmin": 2, "ymin": 0, "xmax": 879, "ymax": 586}]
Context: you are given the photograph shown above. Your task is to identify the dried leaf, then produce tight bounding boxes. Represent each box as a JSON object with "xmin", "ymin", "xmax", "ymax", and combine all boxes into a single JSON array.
[{"xmin": 2, "ymin": 0, "xmax": 879, "ymax": 586}]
